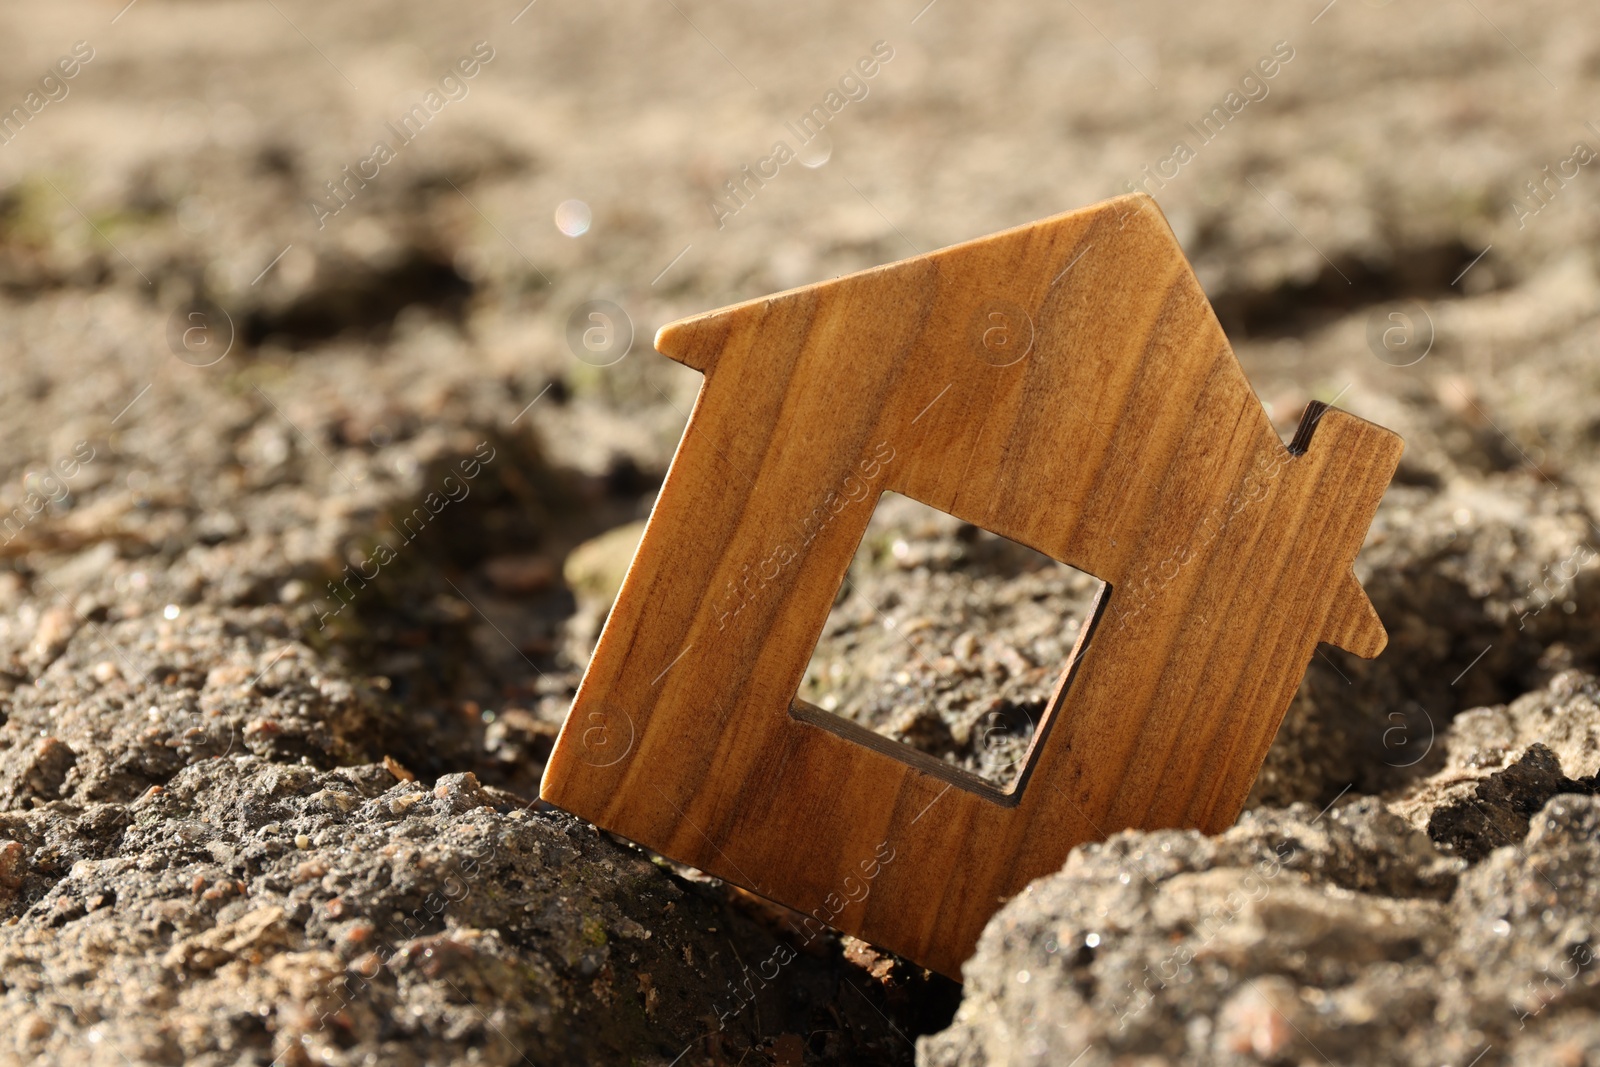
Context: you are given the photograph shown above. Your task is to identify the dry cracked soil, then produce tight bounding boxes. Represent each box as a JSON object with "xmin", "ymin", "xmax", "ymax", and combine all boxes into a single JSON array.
[{"xmin": 2, "ymin": 0, "xmax": 1600, "ymax": 1065}]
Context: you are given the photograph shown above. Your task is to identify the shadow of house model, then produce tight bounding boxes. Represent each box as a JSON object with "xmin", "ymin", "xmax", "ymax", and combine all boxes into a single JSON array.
[{"xmin": 542, "ymin": 193, "xmax": 1403, "ymax": 977}]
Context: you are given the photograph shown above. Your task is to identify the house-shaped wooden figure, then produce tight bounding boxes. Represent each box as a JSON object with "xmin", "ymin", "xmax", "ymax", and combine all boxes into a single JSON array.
[{"xmin": 541, "ymin": 193, "xmax": 1403, "ymax": 978}]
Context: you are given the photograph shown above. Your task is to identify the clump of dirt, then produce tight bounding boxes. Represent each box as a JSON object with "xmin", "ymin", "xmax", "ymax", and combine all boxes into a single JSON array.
[
  {"xmin": 0, "ymin": 757, "xmax": 931, "ymax": 1065},
  {"xmin": 922, "ymin": 676, "xmax": 1600, "ymax": 1066},
  {"xmin": 799, "ymin": 493, "xmax": 1103, "ymax": 788}
]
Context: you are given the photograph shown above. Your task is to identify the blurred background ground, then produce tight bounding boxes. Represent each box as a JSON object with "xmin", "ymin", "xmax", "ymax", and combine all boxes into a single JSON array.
[{"xmin": 0, "ymin": 0, "xmax": 1599, "ymax": 1064}]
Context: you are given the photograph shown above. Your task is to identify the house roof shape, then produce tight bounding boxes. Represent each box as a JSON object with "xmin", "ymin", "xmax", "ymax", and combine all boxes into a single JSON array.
[{"xmin": 541, "ymin": 193, "xmax": 1403, "ymax": 977}]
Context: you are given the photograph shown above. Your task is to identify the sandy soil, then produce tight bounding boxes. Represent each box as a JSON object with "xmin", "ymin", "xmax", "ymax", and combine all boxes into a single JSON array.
[{"xmin": 1, "ymin": 0, "xmax": 1599, "ymax": 1063}]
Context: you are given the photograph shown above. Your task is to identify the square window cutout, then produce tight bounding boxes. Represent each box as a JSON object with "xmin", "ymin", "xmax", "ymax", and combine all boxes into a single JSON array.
[{"xmin": 791, "ymin": 492, "xmax": 1108, "ymax": 798}]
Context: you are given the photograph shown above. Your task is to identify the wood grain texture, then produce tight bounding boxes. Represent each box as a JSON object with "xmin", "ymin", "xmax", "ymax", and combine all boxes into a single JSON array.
[{"xmin": 539, "ymin": 193, "xmax": 1403, "ymax": 978}]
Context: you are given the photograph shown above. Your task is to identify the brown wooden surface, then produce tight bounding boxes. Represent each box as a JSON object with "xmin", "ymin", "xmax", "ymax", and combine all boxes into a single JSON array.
[{"xmin": 539, "ymin": 193, "xmax": 1403, "ymax": 978}]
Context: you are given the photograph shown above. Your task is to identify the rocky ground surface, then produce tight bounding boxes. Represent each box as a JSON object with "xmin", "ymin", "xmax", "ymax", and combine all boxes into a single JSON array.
[
  {"xmin": 2, "ymin": 0, "xmax": 1600, "ymax": 1063},
  {"xmin": 922, "ymin": 675, "xmax": 1600, "ymax": 1067}
]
